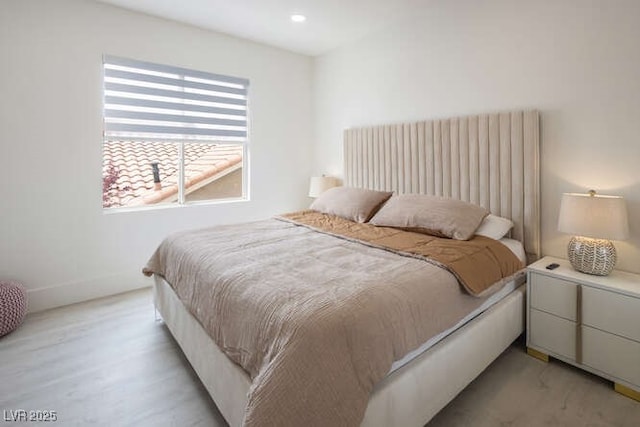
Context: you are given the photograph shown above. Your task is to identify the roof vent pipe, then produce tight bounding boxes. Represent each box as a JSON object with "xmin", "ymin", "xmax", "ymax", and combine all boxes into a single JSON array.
[{"xmin": 151, "ymin": 162, "xmax": 161, "ymax": 191}]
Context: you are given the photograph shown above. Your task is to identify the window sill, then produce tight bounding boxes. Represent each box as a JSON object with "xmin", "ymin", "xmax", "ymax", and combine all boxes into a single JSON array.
[{"xmin": 102, "ymin": 196, "xmax": 250, "ymax": 215}]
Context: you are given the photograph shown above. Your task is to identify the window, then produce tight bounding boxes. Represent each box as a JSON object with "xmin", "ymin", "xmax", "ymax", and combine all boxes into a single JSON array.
[{"xmin": 102, "ymin": 55, "xmax": 249, "ymax": 209}]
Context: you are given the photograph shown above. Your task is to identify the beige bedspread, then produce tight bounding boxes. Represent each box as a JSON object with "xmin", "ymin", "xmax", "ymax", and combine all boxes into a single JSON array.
[
  {"xmin": 143, "ymin": 213, "xmax": 523, "ymax": 427},
  {"xmin": 281, "ymin": 210, "xmax": 523, "ymax": 297}
]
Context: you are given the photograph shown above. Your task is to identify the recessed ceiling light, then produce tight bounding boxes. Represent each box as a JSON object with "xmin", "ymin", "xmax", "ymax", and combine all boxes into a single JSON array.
[{"xmin": 290, "ymin": 14, "xmax": 306, "ymax": 23}]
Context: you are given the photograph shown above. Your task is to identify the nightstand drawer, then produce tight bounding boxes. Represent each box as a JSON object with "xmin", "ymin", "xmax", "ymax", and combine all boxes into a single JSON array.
[
  {"xmin": 530, "ymin": 273, "xmax": 577, "ymax": 321},
  {"xmin": 530, "ymin": 308, "xmax": 576, "ymax": 360},
  {"xmin": 582, "ymin": 287, "xmax": 640, "ymax": 342},
  {"xmin": 582, "ymin": 325, "xmax": 640, "ymax": 387}
]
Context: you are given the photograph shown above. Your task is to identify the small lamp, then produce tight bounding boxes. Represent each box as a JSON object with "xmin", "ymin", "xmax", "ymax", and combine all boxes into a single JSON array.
[
  {"xmin": 308, "ymin": 176, "xmax": 338, "ymax": 198},
  {"xmin": 558, "ymin": 190, "xmax": 629, "ymax": 276}
]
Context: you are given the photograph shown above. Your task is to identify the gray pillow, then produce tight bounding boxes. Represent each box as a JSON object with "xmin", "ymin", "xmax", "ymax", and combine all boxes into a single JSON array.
[
  {"xmin": 310, "ymin": 187, "xmax": 392, "ymax": 223},
  {"xmin": 369, "ymin": 194, "xmax": 489, "ymax": 240}
]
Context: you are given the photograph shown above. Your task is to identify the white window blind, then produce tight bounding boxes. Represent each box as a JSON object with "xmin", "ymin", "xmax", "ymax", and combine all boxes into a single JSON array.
[{"xmin": 103, "ymin": 55, "xmax": 249, "ymax": 142}]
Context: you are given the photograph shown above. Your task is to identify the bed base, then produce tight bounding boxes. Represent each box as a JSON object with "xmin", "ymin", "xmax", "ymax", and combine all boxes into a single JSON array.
[{"xmin": 153, "ymin": 275, "xmax": 525, "ymax": 427}]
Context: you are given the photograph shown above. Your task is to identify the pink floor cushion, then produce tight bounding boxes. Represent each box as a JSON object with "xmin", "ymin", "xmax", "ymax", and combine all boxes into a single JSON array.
[{"xmin": 0, "ymin": 281, "xmax": 27, "ymax": 337}]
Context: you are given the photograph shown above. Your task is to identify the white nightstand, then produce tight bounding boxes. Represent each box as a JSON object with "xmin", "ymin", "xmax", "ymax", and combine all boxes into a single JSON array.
[{"xmin": 527, "ymin": 256, "xmax": 640, "ymax": 402}]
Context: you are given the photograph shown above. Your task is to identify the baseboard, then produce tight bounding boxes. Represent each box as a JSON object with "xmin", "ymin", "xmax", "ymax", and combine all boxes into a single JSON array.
[{"xmin": 26, "ymin": 273, "xmax": 152, "ymax": 313}]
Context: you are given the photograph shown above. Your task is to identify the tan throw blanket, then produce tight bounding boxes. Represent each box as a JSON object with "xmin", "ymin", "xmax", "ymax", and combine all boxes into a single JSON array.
[
  {"xmin": 143, "ymin": 213, "xmax": 523, "ymax": 427},
  {"xmin": 280, "ymin": 210, "xmax": 524, "ymax": 297}
]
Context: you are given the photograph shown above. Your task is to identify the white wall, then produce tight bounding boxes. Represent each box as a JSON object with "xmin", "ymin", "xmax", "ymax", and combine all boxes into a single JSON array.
[
  {"xmin": 0, "ymin": 0, "xmax": 313, "ymax": 311},
  {"xmin": 313, "ymin": 0, "xmax": 640, "ymax": 273}
]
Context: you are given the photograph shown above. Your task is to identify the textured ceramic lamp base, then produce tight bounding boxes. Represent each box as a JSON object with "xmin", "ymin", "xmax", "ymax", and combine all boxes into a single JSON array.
[{"xmin": 568, "ymin": 236, "xmax": 616, "ymax": 276}]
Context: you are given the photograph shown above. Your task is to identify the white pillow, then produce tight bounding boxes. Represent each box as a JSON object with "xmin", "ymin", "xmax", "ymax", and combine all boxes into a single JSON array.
[{"xmin": 475, "ymin": 214, "xmax": 514, "ymax": 240}]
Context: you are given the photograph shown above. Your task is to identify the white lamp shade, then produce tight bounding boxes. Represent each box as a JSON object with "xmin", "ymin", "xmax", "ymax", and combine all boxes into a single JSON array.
[
  {"xmin": 308, "ymin": 176, "xmax": 338, "ymax": 197},
  {"xmin": 558, "ymin": 192, "xmax": 629, "ymax": 241}
]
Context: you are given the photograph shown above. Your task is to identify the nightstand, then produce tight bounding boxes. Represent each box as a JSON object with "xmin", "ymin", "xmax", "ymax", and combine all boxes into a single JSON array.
[{"xmin": 527, "ymin": 256, "xmax": 640, "ymax": 402}]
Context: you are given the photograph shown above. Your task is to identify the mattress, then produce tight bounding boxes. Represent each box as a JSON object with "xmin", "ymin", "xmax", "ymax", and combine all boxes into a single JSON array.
[{"xmin": 389, "ymin": 237, "xmax": 526, "ymax": 373}]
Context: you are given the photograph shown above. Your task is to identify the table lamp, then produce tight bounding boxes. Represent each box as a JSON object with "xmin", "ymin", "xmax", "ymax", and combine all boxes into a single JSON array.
[
  {"xmin": 308, "ymin": 176, "xmax": 338, "ymax": 198},
  {"xmin": 557, "ymin": 190, "xmax": 629, "ymax": 276}
]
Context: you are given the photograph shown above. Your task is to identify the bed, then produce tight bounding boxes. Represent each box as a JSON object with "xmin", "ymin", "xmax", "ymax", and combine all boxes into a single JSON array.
[{"xmin": 147, "ymin": 110, "xmax": 540, "ymax": 426}]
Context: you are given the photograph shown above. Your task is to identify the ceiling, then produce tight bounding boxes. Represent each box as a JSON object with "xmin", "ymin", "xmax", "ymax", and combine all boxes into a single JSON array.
[{"xmin": 96, "ymin": 0, "xmax": 422, "ymax": 56}]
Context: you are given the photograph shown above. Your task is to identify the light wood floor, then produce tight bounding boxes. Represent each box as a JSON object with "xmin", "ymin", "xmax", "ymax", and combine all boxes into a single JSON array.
[{"xmin": 1, "ymin": 289, "xmax": 638, "ymax": 426}]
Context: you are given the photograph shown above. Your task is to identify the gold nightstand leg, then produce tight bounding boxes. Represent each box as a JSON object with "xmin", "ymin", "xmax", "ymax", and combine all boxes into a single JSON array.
[
  {"xmin": 614, "ymin": 383, "xmax": 640, "ymax": 402},
  {"xmin": 527, "ymin": 347, "xmax": 549, "ymax": 362}
]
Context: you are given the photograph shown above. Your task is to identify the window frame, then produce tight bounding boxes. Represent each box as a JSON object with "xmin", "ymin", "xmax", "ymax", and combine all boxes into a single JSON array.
[{"xmin": 101, "ymin": 55, "xmax": 250, "ymax": 211}]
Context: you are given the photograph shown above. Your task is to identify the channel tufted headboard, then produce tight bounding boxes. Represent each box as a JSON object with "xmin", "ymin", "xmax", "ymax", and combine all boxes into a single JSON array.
[{"xmin": 344, "ymin": 110, "xmax": 540, "ymax": 261}]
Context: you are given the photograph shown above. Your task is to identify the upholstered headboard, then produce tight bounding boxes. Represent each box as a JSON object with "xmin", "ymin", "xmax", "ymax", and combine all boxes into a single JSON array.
[{"xmin": 344, "ymin": 110, "xmax": 540, "ymax": 261}]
